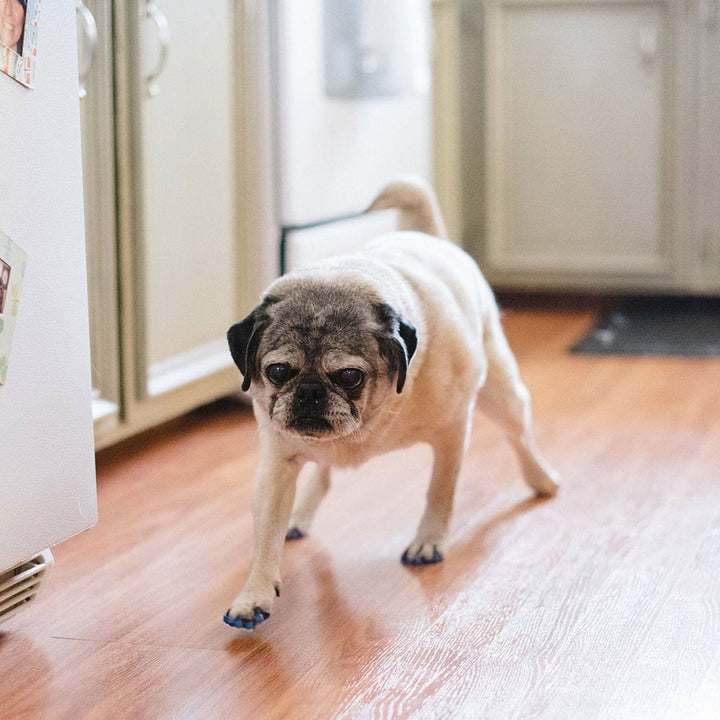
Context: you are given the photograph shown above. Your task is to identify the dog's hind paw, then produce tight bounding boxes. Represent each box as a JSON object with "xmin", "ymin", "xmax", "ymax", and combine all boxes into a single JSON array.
[
  {"xmin": 285, "ymin": 527, "xmax": 305, "ymax": 541},
  {"xmin": 401, "ymin": 543, "xmax": 444, "ymax": 566}
]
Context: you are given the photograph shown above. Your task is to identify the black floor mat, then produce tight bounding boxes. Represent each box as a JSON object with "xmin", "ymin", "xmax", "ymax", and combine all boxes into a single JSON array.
[{"xmin": 570, "ymin": 297, "xmax": 720, "ymax": 358}]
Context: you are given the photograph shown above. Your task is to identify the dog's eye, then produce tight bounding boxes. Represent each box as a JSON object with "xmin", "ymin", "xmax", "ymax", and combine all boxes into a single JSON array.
[
  {"xmin": 335, "ymin": 368, "xmax": 364, "ymax": 390},
  {"xmin": 266, "ymin": 363, "xmax": 293, "ymax": 385}
]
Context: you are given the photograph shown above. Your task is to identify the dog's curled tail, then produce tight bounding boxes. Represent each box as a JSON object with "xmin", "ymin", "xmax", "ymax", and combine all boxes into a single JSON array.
[{"xmin": 367, "ymin": 176, "xmax": 448, "ymax": 239}]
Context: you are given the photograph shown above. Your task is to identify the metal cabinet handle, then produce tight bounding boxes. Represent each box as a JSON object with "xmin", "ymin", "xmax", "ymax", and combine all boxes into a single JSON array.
[
  {"xmin": 76, "ymin": 0, "xmax": 98, "ymax": 99},
  {"xmin": 145, "ymin": 1, "xmax": 170, "ymax": 97}
]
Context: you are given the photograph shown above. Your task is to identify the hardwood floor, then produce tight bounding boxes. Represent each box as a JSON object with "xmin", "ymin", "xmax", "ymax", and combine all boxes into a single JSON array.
[{"xmin": 2, "ymin": 309, "xmax": 720, "ymax": 719}]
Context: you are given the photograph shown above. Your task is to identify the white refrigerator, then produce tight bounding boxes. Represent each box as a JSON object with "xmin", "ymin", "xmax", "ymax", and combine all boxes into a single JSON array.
[
  {"xmin": 269, "ymin": 0, "xmax": 433, "ymax": 272},
  {"xmin": 0, "ymin": 2, "xmax": 97, "ymax": 622}
]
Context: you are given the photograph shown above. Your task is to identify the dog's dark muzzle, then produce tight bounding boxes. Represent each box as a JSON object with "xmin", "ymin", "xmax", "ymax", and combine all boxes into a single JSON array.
[{"xmin": 290, "ymin": 381, "xmax": 332, "ymax": 434}]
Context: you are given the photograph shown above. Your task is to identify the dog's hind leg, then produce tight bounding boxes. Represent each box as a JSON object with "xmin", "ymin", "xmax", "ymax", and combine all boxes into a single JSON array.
[
  {"xmin": 477, "ymin": 315, "xmax": 560, "ymax": 497},
  {"xmin": 286, "ymin": 463, "xmax": 331, "ymax": 540}
]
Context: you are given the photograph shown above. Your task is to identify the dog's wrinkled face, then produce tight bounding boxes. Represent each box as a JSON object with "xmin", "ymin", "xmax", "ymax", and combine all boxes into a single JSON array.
[{"xmin": 227, "ymin": 281, "xmax": 417, "ymax": 441}]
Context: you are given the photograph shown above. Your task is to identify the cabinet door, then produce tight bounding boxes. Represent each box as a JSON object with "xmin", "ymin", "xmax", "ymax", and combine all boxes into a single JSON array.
[
  {"xmin": 77, "ymin": 0, "xmax": 122, "ymax": 444},
  {"xmin": 113, "ymin": 1, "xmax": 245, "ymax": 437},
  {"xmin": 481, "ymin": 0, "xmax": 680, "ymax": 286},
  {"xmin": 692, "ymin": 0, "xmax": 720, "ymax": 290},
  {"xmin": 139, "ymin": 0, "xmax": 238, "ymax": 396}
]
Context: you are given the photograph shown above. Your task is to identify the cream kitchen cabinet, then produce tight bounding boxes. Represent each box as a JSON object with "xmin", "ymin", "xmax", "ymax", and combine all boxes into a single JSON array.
[
  {"xmin": 458, "ymin": 0, "xmax": 719, "ymax": 293},
  {"xmin": 79, "ymin": 1, "xmax": 267, "ymax": 449},
  {"xmin": 77, "ymin": 0, "xmax": 121, "ymax": 441}
]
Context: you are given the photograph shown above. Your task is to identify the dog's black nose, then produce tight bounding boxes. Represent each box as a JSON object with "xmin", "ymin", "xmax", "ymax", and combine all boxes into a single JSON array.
[
  {"xmin": 292, "ymin": 382, "xmax": 331, "ymax": 434},
  {"xmin": 295, "ymin": 382, "xmax": 327, "ymax": 407}
]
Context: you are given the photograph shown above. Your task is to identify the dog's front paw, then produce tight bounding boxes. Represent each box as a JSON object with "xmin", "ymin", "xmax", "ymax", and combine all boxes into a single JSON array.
[
  {"xmin": 401, "ymin": 541, "xmax": 444, "ymax": 566},
  {"xmin": 223, "ymin": 582, "xmax": 280, "ymax": 630}
]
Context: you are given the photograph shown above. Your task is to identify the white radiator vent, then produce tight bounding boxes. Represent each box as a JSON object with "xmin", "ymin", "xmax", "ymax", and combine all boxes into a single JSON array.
[{"xmin": 0, "ymin": 549, "xmax": 54, "ymax": 624}]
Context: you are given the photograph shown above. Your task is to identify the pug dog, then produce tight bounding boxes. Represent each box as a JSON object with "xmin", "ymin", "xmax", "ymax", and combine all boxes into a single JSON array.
[{"xmin": 223, "ymin": 178, "xmax": 559, "ymax": 629}]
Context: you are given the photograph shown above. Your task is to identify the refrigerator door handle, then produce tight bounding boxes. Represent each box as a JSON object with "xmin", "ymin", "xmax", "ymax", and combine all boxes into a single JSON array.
[{"xmin": 76, "ymin": 0, "xmax": 98, "ymax": 99}]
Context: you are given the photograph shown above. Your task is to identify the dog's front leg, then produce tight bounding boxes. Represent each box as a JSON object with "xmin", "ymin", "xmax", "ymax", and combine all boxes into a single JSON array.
[
  {"xmin": 224, "ymin": 449, "xmax": 301, "ymax": 629},
  {"xmin": 286, "ymin": 463, "xmax": 331, "ymax": 540},
  {"xmin": 402, "ymin": 416, "xmax": 471, "ymax": 566}
]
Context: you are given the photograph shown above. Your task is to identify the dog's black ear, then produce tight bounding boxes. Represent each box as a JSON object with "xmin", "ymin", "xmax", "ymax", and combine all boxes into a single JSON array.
[
  {"xmin": 374, "ymin": 304, "xmax": 418, "ymax": 393},
  {"xmin": 227, "ymin": 312, "xmax": 261, "ymax": 392},
  {"xmin": 227, "ymin": 299, "xmax": 275, "ymax": 392}
]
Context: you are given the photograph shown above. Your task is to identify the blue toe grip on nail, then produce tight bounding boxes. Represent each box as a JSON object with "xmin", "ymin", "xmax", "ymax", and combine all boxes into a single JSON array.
[
  {"xmin": 223, "ymin": 608, "xmax": 269, "ymax": 629},
  {"xmin": 401, "ymin": 549, "xmax": 444, "ymax": 566},
  {"xmin": 223, "ymin": 612, "xmax": 253, "ymax": 629}
]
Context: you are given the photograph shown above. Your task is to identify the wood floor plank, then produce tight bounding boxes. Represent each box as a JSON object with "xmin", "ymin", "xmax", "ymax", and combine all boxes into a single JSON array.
[{"xmin": 2, "ymin": 310, "xmax": 720, "ymax": 719}]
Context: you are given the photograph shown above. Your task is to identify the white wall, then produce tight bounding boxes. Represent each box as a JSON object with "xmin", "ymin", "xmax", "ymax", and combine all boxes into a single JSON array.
[{"xmin": 0, "ymin": 3, "xmax": 97, "ymax": 571}]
